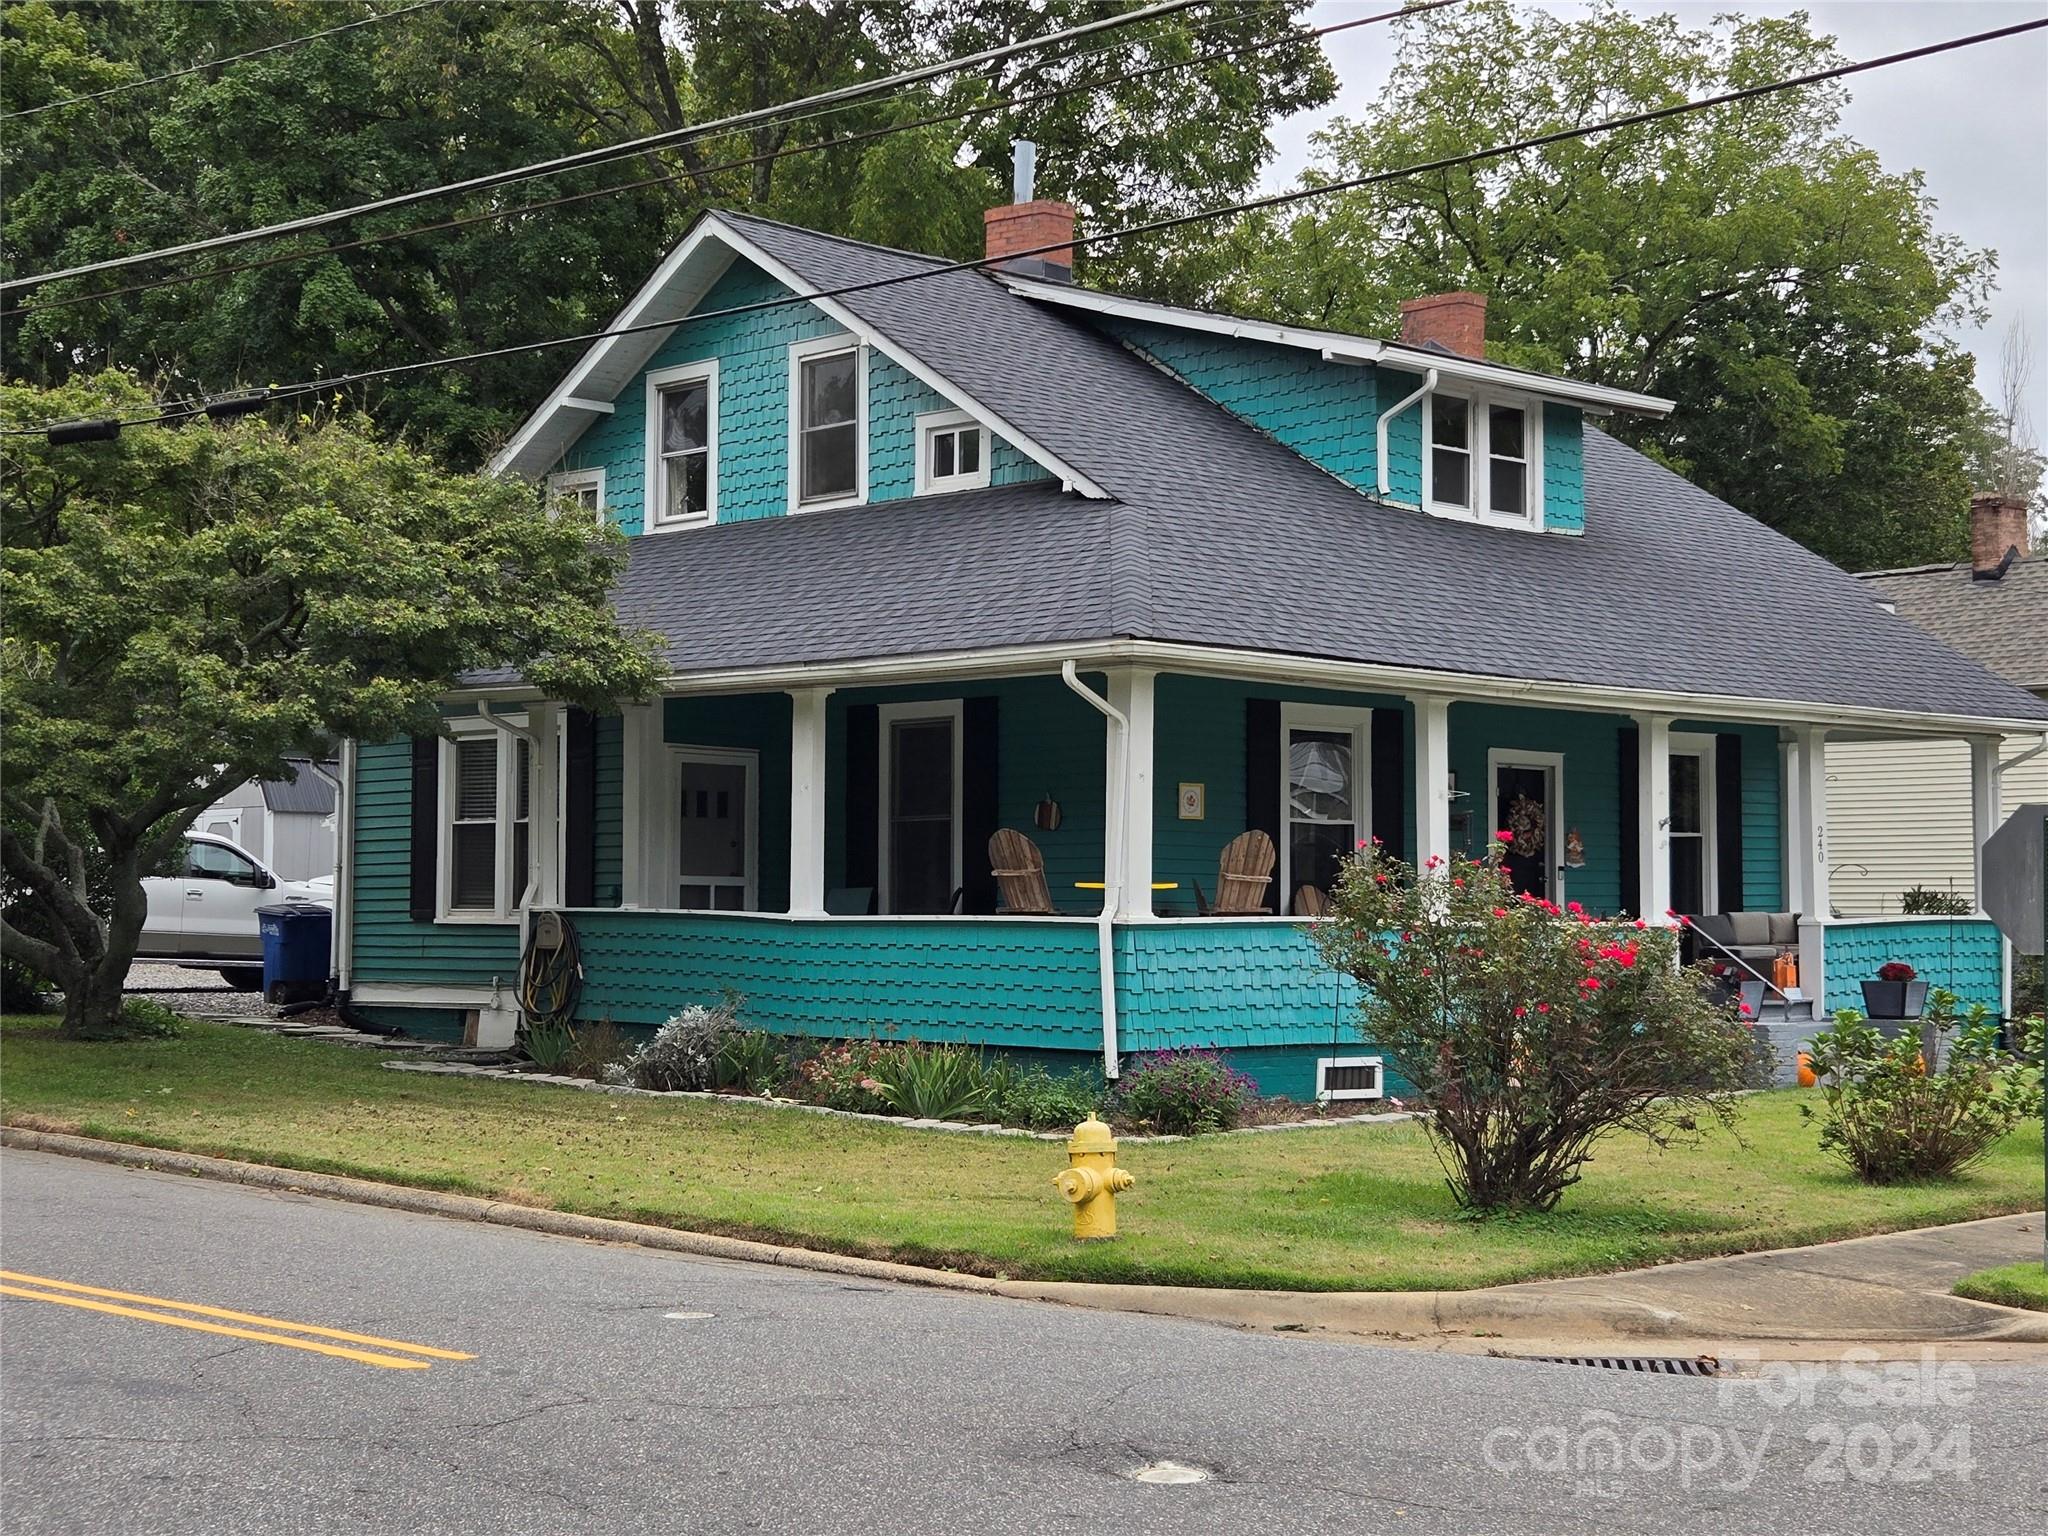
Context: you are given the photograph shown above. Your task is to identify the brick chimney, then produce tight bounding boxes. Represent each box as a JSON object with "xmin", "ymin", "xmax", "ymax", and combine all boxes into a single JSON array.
[
  {"xmin": 1398, "ymin": 291, "xmax": 1487, "ymax": 359},
  {"xmin": 984, "ymin": 140, "xmax": 1075, "ymax": 282},
  {"xmin": 1970, "ymin": 492, "xmax": 2029, "ymax": 580}
]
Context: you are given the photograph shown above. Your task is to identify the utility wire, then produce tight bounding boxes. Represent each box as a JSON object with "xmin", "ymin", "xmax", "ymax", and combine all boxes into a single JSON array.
[
  {"xmin": 0, "ymin": 0, "xmax": 1208, "ymax": 293},
  {"xmin": 0, "ymin": 1, "xmax": 450, "ymax": 121},
  {"xmin": 18, "ymin": 12, "xmax": 2041, "ymax": 439},
  {"xmin": 3, "ymin": 1, "xmax": 1458, "ymax": 321}
]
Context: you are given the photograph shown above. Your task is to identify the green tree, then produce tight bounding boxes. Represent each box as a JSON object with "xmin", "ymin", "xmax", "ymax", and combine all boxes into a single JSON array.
[
  {"xmin": 1209, "ymin": 1, "xmax": 1992, "ymax": 571},
  {"xmin": 2, "ymin": 0, "xmax": 1332, "ymax": 466},
  {"xmin": 1, "ymin": 373, "xmax": 658, "ymax": 1038}
]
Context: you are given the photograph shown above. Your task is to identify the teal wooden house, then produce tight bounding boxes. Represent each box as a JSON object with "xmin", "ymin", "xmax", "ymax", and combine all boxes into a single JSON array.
[{"xmin": 332, "ymin": 175, "xmax": 2048, "ymax": 1096}]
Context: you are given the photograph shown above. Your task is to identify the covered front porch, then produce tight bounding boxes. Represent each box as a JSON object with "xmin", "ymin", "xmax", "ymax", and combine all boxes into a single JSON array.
[{"xmin": 343, "ymin": 646, "xmax": 2017, "ymax": 1091}]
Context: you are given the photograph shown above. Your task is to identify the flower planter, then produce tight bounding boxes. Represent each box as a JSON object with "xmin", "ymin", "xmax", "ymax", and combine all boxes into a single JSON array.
[{"xmin": 1860, "ymin": 979, "xmax": 1928, "ymax": 1020}]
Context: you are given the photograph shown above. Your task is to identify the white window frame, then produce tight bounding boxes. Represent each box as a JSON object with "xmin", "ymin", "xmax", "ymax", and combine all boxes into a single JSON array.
[
  {"xmin": 667, "ymin": 744, "xmax": 759, "ymax": 913},
  {"xmin": 545, "ymin": 466, "xmax": 606, "ymax": 525},
  {"xmin": 1486, "ymin": 747, "xmax": 1567, "ymax": 905},
  {"xmin": 1315, "ymin": 1055, "xmax": 1385, "ymax": 1104},
  {"xmin": 1423, "ymin": 388, "xmax": 1545, "ymax": 530},
  {"xmin": 788, "ymin": 333, "xmax": 867, "ymax": 514},
  {"xmin": 914, "ymin": 408, "xmax": 992, "ymax": 496},
  {"xmin": 437, "ymin": 714, "xmax": 531, "ymax": 923},
  {"xmin": 877, "ymin": 699, "xmax": 963, "ymax": 915},
  {"xmin": 642, "ymin": 359, "xmax": 719, "ymax": 532},
  {"xmin": 1279, "ymin": 704, "xmax": 1372, "ymax": 905},
  {"xmin": 1667, "ymin": 731, "xmax": 1719, "ymax": 916}
]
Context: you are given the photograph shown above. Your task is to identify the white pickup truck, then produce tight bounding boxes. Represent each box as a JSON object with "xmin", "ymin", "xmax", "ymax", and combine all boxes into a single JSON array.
[{"xmin": 137, "ymin": 833, "xmax": 333, "ymax": 990}]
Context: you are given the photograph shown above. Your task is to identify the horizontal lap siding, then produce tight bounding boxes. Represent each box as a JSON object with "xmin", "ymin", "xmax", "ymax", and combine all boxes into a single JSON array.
[
  {"xmin": 349, "ymin": 738, "xmax": 520, "ymax": 986},
  {"xmin": 1153, "ymin": 675, "xmax": 1413, "ymax": 914},
  {"xmin": 560, "ymin": 257, "xmax": 1045, "ymax": 533},
  {"xmin": 567, "ymin": 912, "xmax": 1102, "ymax": 1049},
  {"xmin": 1822, "ymin": 919, "xmax": 2006, "ymax": 1014}
]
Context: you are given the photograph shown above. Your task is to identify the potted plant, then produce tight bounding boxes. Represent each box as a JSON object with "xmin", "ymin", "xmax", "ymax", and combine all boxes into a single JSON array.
[{"xmin": 1861, "ymin": 961, "xmax": 1929, "ymax": 1020}]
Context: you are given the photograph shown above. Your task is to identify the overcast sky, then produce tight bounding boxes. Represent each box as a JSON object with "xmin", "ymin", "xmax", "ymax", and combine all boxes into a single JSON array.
[{"xmin": 1264, "ymin": 1, "xmax": 2048, "ymax": 433}]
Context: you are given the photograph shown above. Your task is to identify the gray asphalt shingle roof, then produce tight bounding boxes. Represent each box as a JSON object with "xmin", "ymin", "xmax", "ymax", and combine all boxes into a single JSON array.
[
  {"xmin": 1857, "ymin": 557, "xmax": 2047, "ymax": 695},
  {"xmin": 576, "ymin": 212, "xmax": 2048, "ymax": 727}
]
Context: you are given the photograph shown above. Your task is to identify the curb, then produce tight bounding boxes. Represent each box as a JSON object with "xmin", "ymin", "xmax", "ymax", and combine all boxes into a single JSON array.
[{"xmin": 8, "ymin": 1127, "xmax": 2046, "ymax": 1348}]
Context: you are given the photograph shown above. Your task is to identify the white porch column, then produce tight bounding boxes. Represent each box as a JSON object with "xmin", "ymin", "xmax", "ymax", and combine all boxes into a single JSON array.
[
  {"xmin": 618, "ymin": 701, "xmax": 658, "ymax": 908},
  {"xmin": 1412, "ymin": 694, "xmax": 1452, "ymax": 870},
  {"xmin": 529, "ymin": 702, "xmax": 562, "ymax": 908},
  {"xmin": 1634, "ymin": 714, "xmax": 1672, "ymax": 920},
  {"xmin": 1969, "ymin": 735, "xmax": 2001, "ymax": 911},
  {"xmin": 1107, "ymin": 669, "xmax": 1156, "ymax": 919},
  {"xmin": 787, "ymin": 687, "xmax": 834, "ymax": 915},
  {"xmin": 1786, "ymin": 724, "xmax": 1830, "ymax": 1006}
]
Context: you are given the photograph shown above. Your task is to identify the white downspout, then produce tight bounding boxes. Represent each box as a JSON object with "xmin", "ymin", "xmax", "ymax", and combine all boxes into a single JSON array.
[
  {"xmin": 1376, "ymin": 366, "xmax": 1438, "ymax": 508},
  {"xmin": 1061, "ymin": 660, "xmax": 1125, "ymax": 1080},
  {"xmin": 313, "ymin": 746, "xmax": 352, "ymax": 991}
]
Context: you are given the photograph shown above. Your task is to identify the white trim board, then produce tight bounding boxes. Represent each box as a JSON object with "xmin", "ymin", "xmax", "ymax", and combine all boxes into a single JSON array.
[
  {"xmin": 489, "ymin": 213, "xmax": 1105, "ymax": 498},
  {"xmin": 996, "ymin": 273, "xmax": 1674, "ymax": 418}
]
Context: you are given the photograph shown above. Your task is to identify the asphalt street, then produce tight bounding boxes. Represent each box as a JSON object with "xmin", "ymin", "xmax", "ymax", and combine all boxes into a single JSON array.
[{"xmin": 1, "ymin": 1150, "xmax": 2042, "ymax": 1536}]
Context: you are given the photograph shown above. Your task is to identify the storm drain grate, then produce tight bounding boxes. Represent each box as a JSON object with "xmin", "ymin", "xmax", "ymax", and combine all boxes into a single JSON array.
[{"xmin": 1529, "ymin": 1354, "xmax": 1720, "ymax": 1377}]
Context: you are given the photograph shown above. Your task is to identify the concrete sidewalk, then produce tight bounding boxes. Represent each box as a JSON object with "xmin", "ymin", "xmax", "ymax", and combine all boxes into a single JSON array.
[{"xmin": 5, "ymin": 1127, "xmax": 2043, "ymax": 1354}]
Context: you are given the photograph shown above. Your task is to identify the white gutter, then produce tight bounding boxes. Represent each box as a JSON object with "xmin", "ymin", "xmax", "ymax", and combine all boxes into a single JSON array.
[
  {"xmin": 442, "ymin": 640, "xmax": 2048, "ymax": 741},
  {"xmin": 2000, "ymin": 734, "xmax": 2048, "ymax": 773},
  {"xmin": 1060, "ymin": 660, "xmax": 1125, "ymax": 1080},
  {"xmin": 1376, "ymin": 367, "xmax": 1437, "ymax": 507},
  {"xmin": 313, "ymin": 746, "xmax": 352, "ymax": 990}
]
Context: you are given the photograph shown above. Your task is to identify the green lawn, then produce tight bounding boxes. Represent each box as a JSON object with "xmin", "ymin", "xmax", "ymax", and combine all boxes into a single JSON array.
[
  {"xmin": 3, "ymin": 1016, "xmax": 2041, "ymax": 1292},
  {"xmin": 1953, "ymin": 1261, "xmax": 2048, "ymax": 1312}
]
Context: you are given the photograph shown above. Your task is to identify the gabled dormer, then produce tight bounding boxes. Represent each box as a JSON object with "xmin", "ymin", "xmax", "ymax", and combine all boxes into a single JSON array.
[
  {"xmin": 996, "ymin": 276, "xmax": 1668, "ymax": 537},
  {"xmin": 491, "ymin": 214, "xmax": 1082, "ymax": 535}
]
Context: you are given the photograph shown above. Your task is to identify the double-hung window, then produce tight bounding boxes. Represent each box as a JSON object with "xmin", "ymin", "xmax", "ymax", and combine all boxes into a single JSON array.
[
  {"xmin": 1425, "ymin": 390, "xmax": 1540, "ymax": 525},
  {"xmin": 915, "ymin": 410, "xmax": 990, "ymax": 495},
  {"xmin": 1279, "ymin": 706, "xmax": 1371, "ymax": 910},
  {"xmin": 643, "ymin": 360, "xmax": 718, "ymax": 530},
  {"xmin": 441, "ymin": 721, "xmax": 533, "ymax": 919},
  {"xmin": 790, "ymin": 334, "xmax": 864, "ymax": 511}
]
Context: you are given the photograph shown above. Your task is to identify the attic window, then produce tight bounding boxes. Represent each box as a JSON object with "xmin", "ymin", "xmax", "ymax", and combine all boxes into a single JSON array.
[
  {"xmin": 643, "ymin": 359, "xmax": 718, "ymax": 531},
  {"xmin": 546, "ymin": 467, "xmax": 605, "ymax": 524},
  {"xmin": 1425, "ymin": 389, "xmax": 1541, "ymax": 528},
  {"xmin": 790, "ymin": 334, "xmax": 865, "ymax": 512},
  {"xmin": 915, "ymin": 410, "xmax": 990, "ymax": 495}
]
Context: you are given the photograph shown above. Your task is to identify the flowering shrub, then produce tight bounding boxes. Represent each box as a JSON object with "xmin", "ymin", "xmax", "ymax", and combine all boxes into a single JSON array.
[
  {"xmin": 1314, "ymin": 842, "xmax": 1762, "ymax": 1212},
  {"xmin": 1876, "ymin": 961, "xmax": 1918, "ymax": 983},
  {"xmin": 1112, "ymin": 1048, "xmax": 1258, "ymax": 1135},
  {"xmin": 1801, "ymin": 994, "xmax": 2042, "ymax": 1182},
  {"xmin": 791, "ymin": 1038, "xmax": 900, "ymax": 1112}
]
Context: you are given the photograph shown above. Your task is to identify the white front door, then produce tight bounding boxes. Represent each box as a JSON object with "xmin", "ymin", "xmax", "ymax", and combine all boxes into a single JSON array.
[{"xmin": 674, "ymin": 749, "xmax": 756, "ymax": 911}]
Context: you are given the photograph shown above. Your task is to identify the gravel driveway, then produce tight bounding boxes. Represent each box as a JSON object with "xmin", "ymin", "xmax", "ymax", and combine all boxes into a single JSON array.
[{"xmin": 124, "ymin": 962, "xmax": 281, "ymax": 1020}]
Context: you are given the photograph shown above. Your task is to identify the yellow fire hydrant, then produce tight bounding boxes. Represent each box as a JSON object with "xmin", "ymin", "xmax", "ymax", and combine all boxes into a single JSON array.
[{"xmin": 1053, "ymin": 1115, "xmax": 1134, "ymax": 1240}]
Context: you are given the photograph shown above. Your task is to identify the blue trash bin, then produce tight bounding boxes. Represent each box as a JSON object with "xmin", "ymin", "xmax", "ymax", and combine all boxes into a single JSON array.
[{"xmin": 256, "ymin": 903, "xmax": 332, "ymax": 1005}]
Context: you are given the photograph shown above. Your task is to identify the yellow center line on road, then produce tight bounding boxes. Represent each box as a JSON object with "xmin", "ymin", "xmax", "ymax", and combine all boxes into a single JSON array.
[
  {"xmin": 0, "ymin": 1285, "xmax": 436, "ymax": 1369},
  {"xmin": 0, "ymin": 1269, "xmax": 473, "ymax": 1364}
]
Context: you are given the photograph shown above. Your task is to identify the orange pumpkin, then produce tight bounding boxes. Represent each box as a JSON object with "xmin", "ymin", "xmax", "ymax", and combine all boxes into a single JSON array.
[{"xmin": 1796, "ymin": 1052, "xmax": 1817, "ymax": 1088}]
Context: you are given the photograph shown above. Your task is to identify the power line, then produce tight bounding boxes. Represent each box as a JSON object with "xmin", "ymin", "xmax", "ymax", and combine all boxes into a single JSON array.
[
  {"xmin": 21, "ymin": 12, "xmax": 2041, "ymax": 440},
  {"xmin": 0, "ymin": 1, "xmax": 450, "ymax": 121},
  {"xmin": 4, "ymin": 1, "xmax": 1458, "ymax": 321},
  {"xmin": 0, "ymin": 0, "xmax": 1209, "ymax": 294}
]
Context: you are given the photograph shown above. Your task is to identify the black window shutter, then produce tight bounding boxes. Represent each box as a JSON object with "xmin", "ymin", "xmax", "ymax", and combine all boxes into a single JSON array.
[
  {"xmin": 843, "ymin": 703, "xmax": 879, "ymax": 896},
  {"xmin": 1715, "ymin": 732, "xmax": 1745, "ymax": 912},
  {"xmin": 1617, "ymin": 725, "xmax": 1640, "ymax": 919},
  {"xmin": 961, "ymin": 696, "xmax": 1000, "ymax": 914},
  {"xmin": 409, "ymin": 734, "xmax": 439, "ymax": 923},
  {"xmin": 1245, "ymin": 698, "xmax": 1281, "ymax": 849},
  {"xmin": 1370, "ymin": 709, "xmax": 1406, "ymax": 863},
  {"xmin": 562, "ymin": 708, "xmax": 598, "ymax": 908}
]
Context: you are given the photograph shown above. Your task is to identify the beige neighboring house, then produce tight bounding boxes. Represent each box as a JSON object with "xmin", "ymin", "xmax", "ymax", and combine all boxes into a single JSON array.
[{"xmin": 1829, "ymin": 495, "xmax": 2047, "ymax": 915}]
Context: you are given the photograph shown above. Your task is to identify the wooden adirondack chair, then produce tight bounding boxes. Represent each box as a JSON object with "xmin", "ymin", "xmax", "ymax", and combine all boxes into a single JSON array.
[
  {"xmin": 1190, "ymin": 829, "xmax": 1277, "ymax": 915},
  {"xmin": 1291, "ymin": 884, "xmax": 1329, "ymax": 917},
  {"xmin": 987, "ymin": 828, "xmax": 1055, "ymax": 915}
]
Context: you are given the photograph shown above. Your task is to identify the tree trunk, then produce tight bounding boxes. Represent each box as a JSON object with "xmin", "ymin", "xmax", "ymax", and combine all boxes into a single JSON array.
[{"xmin": 58, "ymin": 955, "xmax": 131, "ymax": 1039}]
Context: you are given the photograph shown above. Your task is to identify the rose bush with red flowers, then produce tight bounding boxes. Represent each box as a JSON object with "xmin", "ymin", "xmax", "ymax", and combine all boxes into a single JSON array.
[{"xmin": 1313, "ymin": 845, "xmax": 1764, "ymax": 1212}]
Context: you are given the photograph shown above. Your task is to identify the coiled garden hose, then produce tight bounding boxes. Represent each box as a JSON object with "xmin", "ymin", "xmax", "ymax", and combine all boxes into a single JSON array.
[{"xmin": 518, "ymin": 913, "xmax": 583, "ymax": 1034}]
